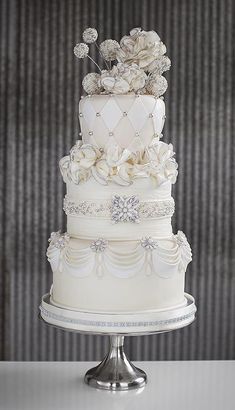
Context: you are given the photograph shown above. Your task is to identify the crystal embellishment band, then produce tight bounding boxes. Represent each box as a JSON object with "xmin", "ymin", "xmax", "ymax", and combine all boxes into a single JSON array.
[
  {"xmin": 40, "ymin": 305, "xmax": 194, "ymax": 328},
  {"xmin": 63, "ymin": 195, "xmax": 175, "ymax": 219}
]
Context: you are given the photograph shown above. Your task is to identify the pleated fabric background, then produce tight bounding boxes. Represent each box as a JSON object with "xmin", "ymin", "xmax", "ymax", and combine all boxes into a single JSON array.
[{"xmin": 0, "ymin": 0, "xmax": 234, "ymax": 361}]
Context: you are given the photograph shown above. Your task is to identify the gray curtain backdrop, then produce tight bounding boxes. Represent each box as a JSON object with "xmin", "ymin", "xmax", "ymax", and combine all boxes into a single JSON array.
[{"xmin": 0, "ymin": 0, "xmax": 234, "ymax": 361}]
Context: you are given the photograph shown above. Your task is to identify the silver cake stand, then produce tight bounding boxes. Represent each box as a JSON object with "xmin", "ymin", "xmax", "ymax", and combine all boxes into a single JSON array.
[{"xmin": 39, "ymin": 293, "xmax": 196, "ymax": 391}]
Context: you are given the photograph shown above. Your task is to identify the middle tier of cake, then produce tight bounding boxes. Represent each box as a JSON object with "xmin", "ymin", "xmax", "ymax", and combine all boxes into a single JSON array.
[{"xmin": 63, "ymin": 177, "xmax": 174, "ymax": 240}]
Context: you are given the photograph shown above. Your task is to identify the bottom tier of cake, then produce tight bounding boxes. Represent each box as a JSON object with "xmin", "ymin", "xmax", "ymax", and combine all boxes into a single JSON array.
[{"xmin": 47, "ymin": 231, "xmax": 192, "ymax": 313}]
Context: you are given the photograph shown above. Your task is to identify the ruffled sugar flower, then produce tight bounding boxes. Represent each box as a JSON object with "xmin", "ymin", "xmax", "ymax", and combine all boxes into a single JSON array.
[
  {"xmin": 99, "ymin": 39, "xmax": 120, "ymax": 61},
  {"xmin": 82, "ymin": 27, "xmax": 98, "ymax": 44},
  {"xmin": 117, "ymin": 63, "xmax": 147, "ymax": 92},
  {"xmin": 60, "ymin": 140, "xmax": 178, "ymax": 187},
  {"xmin": 106, "ymin": 145, "xmax": 134, "ymax": 184},
  {"xmin": 92, "ymin": 159, "xmax": 110, "ymax": 184},
  {"xmin": 99, "ymin": 68, "xmax": 129, "ymax": 94},
  {"xmin": 82, "ymin": 73, "xmax": 102, "ymax": 94},
  {"xmin": 146, "ymin": 74, "xmax": 168, "ymax": 98},
  {"xmin": 117, "ymin": 28, "xmax": 162, "ymax": 70},
  {"xmin": 70, "ymin": 141, "xmax": 101, "ymax": 169},
  {"xmin": 60, "ymin": 141, "xmax": 101, "ymax": 184},
  {"xmin": 129, "ymin": 27, "xmax": 142, "ymax": 39},
  {"xmin": 117, "ymin": 162, "xmax": 134, "ymax": 183},
  {"xmin": 145, "ymin": 139, "xmax": 178, "ymax": 184},
  {"xmin": 105, "ymin": 144, "xmax": 133, "ymax": 168},
  {"xmin": 92, "ymin": 145, "xmax": 134, "ymax": 185},
  {"xmin": 147, "ymin": 55, "xmax": 171, "ymax": 74},
  {"xmin": 99, "ymin": 63, "xmax": 147, "ymax": 94}
]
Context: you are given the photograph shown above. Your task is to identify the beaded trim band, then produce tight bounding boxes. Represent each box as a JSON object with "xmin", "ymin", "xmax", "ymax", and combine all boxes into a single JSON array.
[
  {"xmin": 63, "ymin": 195, "xmax": 175, "ymax": 219},
  {"xmin": 39, "ymin": 305, "xmax": 194, "ymax": 328}
]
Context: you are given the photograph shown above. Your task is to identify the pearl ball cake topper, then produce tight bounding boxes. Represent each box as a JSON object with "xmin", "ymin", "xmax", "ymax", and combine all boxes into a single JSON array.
[{"xmin": 40, "ymin": 26, "xmax": 196, "ymax": 391}]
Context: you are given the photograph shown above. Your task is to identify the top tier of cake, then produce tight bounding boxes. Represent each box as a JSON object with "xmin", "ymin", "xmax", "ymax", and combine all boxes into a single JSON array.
[{"xmin": 79, "ymin": 94, "xmax": 165, "ymax": 153}]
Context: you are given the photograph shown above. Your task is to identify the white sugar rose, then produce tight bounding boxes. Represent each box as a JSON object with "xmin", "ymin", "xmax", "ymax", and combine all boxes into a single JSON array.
[
  {"xmin": 70, "ymin": 143, "xmax": 100, "ymax": 169},
  {"xmin": 117, "ymin": 28, "xmax": 163, "ymax": 70}
]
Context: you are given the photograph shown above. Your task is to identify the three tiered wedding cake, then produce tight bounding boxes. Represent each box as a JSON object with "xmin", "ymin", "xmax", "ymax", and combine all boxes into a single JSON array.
[{"xmin": 46, "ymin": 27, "xmax": 192, "ymax": 313}]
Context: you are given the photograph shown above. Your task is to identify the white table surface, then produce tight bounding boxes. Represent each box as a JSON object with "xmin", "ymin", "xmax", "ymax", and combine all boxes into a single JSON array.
[{"xmin": 0, "ymin": 361, "xmax": 234, "ymax": 410}]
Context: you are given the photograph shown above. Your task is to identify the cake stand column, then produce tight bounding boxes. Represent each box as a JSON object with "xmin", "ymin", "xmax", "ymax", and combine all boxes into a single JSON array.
[{"xmin": 84, "ymin": 335, "xmax": 147, "ymax": 390}]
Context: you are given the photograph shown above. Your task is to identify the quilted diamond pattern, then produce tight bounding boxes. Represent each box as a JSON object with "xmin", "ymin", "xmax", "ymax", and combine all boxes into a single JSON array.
[
  {"xmin": 128, "ymin": 97, "xmax": 150, "ymax": 131},
  {"xmin": 100, "ymin": 98, "xmax": 123, "ymax": 130},
  {"xmin": 79, "ymin": 94, "xmax": 165, "ymax": 152}
]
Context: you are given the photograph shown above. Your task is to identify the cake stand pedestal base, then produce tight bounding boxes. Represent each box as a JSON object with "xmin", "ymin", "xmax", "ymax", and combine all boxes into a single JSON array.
[
  {"xmin": 39, "ymin": 293, "xmax": 196, "ymax": 391},
  {"xmin": 84, "ymin": 335, "xmax": 146, "ymax": 390}
]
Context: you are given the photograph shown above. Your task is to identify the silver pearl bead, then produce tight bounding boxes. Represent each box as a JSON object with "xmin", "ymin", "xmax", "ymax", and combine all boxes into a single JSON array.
[
  {"xmin": 109, "ymin": 132, "xmax": 113, "ymax": 136},
  {"xmin": 89, "ymin": 131, "xmax": 93, "ymax": 136},
  {"xmin": 123, "ymin": 112, "xmax": 127, "ymax": 117},
  {"xmin": 96, "ymin": 112, "xmax": 100, "ymax": 117},
  {"xmin": 149, "ymin": 113, "xmax": 153, "ymax": 118}
]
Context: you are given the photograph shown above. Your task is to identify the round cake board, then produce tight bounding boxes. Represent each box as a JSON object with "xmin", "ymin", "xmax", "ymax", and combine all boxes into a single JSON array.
[{"xmin": 39, "ymin": 292, "xmax": 196, "ymax": 336}]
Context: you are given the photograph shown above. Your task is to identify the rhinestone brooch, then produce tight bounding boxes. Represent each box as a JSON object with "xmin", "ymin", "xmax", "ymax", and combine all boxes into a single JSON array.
[
  {"xmin": 140, "ymin": 237, "xmax": 158, "ymax": 250},
  {"xmin": 90, "ymin": 238, "xmax": 108, "ymax": 252},
  {"xmin": 111, "ymin": 195, "xmax": 140, "ymax": 224}
]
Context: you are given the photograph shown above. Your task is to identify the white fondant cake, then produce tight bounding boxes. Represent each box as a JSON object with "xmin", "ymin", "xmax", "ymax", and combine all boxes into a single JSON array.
[
  {"xmin": 46, "ymin": 27, "xmax": 192, "ymax": 313},
  {"xmin": 79, "ymin": 94, "xmax": 165, "ymax": 152}
]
